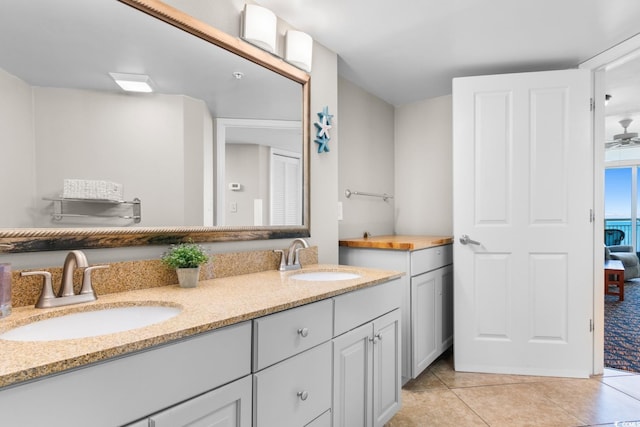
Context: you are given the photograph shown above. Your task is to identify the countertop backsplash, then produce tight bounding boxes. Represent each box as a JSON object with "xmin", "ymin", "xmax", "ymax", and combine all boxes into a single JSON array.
[{"xmin": 10, "ymin": 246, "xmax": 318, "ymax": 308}]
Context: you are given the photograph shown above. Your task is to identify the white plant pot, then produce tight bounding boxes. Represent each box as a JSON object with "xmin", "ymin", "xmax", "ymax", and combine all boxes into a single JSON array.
[{"xmin": 176, "ymin": 267, "xmax": 200, "ymax": 288}]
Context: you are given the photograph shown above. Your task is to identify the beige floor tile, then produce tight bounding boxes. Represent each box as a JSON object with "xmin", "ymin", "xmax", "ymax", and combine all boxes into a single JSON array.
[
  {"xmin": 386, "ymin": 389, "xmax": 488, "ymax": 427},
  {"xmin": 601, "ymin": 368, "xmax": 639, "ymax": 378},
  {"xmin": 601, "ymin": 375, "xmax": 640, "ymax": 401},
  {"xmin": 429, "ymin": 353, "xmax": 562, "ymax": 389},
  {"xmin": 519, "ymin": 378, "xmax": 640, "ymax": 426},
  {"xmin": 452, "ymin": 383, "xmax": 584, "ymax": 426},
  {"xmin": 431, "ymin": 364, "xmax": 555, "ymax": 389},
  {"xmin": 403, "ymin": 369, "xmax": 448, "ymax": 391}
]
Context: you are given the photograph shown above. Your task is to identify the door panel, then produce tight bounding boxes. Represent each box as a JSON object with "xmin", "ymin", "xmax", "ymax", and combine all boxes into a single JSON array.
[{"xmin": 453, "ymin": 69, "xmax": 593, "ymax": 378}]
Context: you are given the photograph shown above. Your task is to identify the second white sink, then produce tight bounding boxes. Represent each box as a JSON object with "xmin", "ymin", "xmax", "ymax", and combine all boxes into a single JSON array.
[
  {"xmin": 0, "ymin": 305, "xmax": 182, "ymax": 342},
  {"xmin": 290, "ymin": 271, "xmax": 361, "ymax": 281}
]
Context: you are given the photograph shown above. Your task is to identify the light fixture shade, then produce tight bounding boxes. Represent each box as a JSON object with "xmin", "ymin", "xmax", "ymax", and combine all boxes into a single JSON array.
[
  {"xmin": 285, "ymin": 30, "xmax": 313, "ymax": 72},
  {"xmin": 109, "ymin": 72, "xmax": 154, "ymax": 93},
  {"xmin": 241, "ymin": 4, "xmax": 277, "ymax": 53}
]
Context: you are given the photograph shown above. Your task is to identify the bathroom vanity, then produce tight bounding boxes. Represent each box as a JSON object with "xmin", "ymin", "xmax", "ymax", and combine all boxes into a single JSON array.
[
  {"xmin": 339, "ymin": 235, "xmax": 453, "ymax": 383},
  {"xmin": 0, "ymin": 265, "xmax": 402, "ymax": 427}
]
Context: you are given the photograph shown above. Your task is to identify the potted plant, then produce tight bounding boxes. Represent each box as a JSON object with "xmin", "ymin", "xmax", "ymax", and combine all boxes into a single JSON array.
[{"xmin": 161, "ymin": 241, "xmax": 209, "ymax": 288}]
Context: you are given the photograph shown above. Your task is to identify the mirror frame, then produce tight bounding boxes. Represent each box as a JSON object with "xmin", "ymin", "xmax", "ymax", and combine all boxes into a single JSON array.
[{"xmin": 0, "ymin": 0, "xmax": 310, "ymax": 253}]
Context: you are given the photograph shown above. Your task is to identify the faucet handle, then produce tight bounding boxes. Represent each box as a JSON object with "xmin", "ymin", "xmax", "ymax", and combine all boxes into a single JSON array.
[
  {"xmin": 21, "ymin": 271, "xmax": 54, "ymax": 308},
  {"xmin": 80, "ymin": 265, "xmax": 109, "ymax": 295},
  {"xmin": 274, "ymin": 249, "xmax": 287, "ymax": 271}
]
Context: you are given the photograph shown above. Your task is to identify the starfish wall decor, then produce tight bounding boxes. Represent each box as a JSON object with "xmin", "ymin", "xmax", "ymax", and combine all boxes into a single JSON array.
[{"xmin": 314, "ymin": 106, "xmax": 333, "ymax": 153}]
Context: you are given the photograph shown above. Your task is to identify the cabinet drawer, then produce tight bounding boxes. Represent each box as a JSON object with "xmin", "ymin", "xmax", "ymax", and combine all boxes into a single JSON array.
[
  {"xmin": 254, "ymin": 342, "xmax": 332, "ymax": 427},
  {"xmin": 253, "ymin": 299, "xmax": 333, "ymax": 371},
  {"xmin": 334, "ymin": 278, "xmax": 401, "ymax": 336},
  {"xmin": 306, "ymin": 409, "xmax": 332, "ymax": 427},
  {"xmin": 410, "ymin": 244, "xmax": 452, "ymax": 276}
]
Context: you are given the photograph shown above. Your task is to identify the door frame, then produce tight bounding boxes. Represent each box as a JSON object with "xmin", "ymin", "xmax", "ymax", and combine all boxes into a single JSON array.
[{"xmin": 580, "ymin": 33, "xmax": 640, "ymax": 375}]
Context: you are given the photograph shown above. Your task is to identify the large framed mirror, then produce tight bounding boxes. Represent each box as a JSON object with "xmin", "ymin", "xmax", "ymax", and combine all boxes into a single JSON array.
[{"xmin": 0, "ymin": 0, "xmax": 310, "ymax": 253}]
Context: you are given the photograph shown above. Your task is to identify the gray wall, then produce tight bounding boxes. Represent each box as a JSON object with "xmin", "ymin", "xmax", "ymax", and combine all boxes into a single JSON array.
[
  {"xmin": 337, "ymin": 78, "xmax": 395, "ymax": 239},
  {"xmin": 394, "ymin": 95, "xmax": 453, "ymax": 236},
  {"xmin": 337, "ymin": 79, "xmax": 453, "ymax": 240},
  {"xmin": 0, "ymin": 68, "xmax": 36, "ymax": 228}
]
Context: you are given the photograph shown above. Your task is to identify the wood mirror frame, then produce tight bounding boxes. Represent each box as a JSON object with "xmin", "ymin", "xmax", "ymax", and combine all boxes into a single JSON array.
[{"xmin": 0, "ymin": 0, "xmax": 310, "ymax": 253}]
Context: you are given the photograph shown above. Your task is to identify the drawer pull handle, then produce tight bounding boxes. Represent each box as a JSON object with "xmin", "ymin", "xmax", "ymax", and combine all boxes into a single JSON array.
[
  {"xmin": 297, "ymin": 327, "xmax": 309, "ymax": 337},
  {"xmin": 297, "ymin": 391, "xmax": 309, "ymax": 401}
]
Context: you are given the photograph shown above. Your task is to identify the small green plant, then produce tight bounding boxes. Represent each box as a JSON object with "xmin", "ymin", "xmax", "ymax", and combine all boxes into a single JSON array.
[{"xmin": 161, "ymin": 241, "xmax": 209, "ymax": 269}]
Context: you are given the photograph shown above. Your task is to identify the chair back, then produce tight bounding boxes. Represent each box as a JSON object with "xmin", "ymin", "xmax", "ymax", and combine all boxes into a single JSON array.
[{"xmin": 605, "ymin": 229, "xmax": 625, "ymax": 246}]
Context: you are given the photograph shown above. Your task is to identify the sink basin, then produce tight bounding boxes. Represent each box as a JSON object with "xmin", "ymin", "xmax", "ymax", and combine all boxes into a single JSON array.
[
  {"xmin": 289, "ymin": 271, "xmax": 361, "ymax": 281},
  {"xmin": 0, "ymin": 305, "xmax": 182, "ymax": 342}
]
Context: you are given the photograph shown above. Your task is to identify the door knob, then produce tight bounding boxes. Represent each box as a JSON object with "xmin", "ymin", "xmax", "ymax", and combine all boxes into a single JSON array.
[{"xmin": 459, "ymin": 234, "xmax": 481, "ymax": 245}]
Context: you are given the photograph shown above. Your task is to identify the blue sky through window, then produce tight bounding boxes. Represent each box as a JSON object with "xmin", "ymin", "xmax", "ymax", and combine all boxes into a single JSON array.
[{"xmin": 604, "ymin": 168, "xmax": 632, "ymax": 219}]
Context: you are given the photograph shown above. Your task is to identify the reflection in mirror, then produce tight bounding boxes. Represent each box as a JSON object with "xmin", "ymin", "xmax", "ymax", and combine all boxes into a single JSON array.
[
  {"xmin": 215, "ymin": 119, "xmax": 303, "ymax": 226},
  {"xmin": 0, "ymin": 0, "xmax": 309, "ymax": 252}
]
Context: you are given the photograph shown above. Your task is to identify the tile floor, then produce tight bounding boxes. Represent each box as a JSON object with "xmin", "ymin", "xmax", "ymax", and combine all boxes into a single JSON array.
[{"xmin": 386, "ymin": 352, "xmax": 640, "ymax": 427}]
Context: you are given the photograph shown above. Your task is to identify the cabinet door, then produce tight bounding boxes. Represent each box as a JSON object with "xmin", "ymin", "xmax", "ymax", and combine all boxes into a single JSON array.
[
  {"xmin": 411, "ymin": 270, "xmax": 438, "ymax": 377},
  {"xmin": 438, "ymin": 265, "xmax": 454, "ymax": 352},
  {"xmin": 305, "ymin": 409, "xmax": 332, "ymax": 427},
  {"xmin": 149, "ymin": 375, "xmax": 252, "ymax": 427},
  {"xmin": 332, "ymin": 322, "xmax": 373, "ymax": 427},
  {"xmin": 372, "ymin": 309, "xmax": 401, "ymax": 427}
]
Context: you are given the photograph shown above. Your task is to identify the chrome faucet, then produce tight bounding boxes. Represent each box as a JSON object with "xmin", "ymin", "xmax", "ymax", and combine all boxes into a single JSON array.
[
  {"xmin": 21, "ymin": 250, "xmax": 108, "ymax": 308},
  {"xmin": 59, "ymin": 250, "xmax": 88, "ymax": 297},
  {"xmin": 275, "ymin": 238, "xmax": 309, "ymax": 271}
]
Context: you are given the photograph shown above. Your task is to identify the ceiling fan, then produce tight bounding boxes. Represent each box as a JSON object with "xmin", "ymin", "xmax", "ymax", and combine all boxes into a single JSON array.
[{"xmin": 606, "ymin": 118, "xmax": 640, "ymax": 149}]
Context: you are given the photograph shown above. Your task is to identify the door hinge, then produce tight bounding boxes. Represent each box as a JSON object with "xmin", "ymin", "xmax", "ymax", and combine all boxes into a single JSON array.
[
  {"xmin": 589, "ymin": 209, "xmax": 595, "ymax": 223},
  {"xmin": 590, "ymin": 319, "xmax": 594, "ymax": 332},
  {"xmin": 590, "ymin": 97, "xmax": 595, "ymax": 111}
]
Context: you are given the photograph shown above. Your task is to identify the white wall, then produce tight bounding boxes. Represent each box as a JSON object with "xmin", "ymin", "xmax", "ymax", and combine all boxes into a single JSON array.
[
  {"xmin": 394, "ymin": 95, "xmax": 453, "ymax": 235},
  {"xmin": 337, "ymin": 78, "xmax": 395, "ymax": 239}
]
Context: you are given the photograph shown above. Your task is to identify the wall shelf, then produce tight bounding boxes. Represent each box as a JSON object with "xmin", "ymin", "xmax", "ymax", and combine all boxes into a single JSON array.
[{"xmin": 43, "ymin": 197, "xmax": 141, "ymax": 223}]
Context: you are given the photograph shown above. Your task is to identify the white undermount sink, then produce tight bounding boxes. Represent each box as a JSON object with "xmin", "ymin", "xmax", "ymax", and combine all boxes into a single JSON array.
[
  {"xmin": 0, "ymin": 305, "xmax": 182, "ymax": 342},
  {"xmin": 289, "ymin": 271, "xmax": 361, "ymax": 281}
]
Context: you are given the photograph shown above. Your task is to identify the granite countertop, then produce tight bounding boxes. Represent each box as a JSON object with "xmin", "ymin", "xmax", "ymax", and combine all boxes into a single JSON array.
[
  {"xmin": 0, "ymin": 264, "xmax": 402, "ymax": 389},
  {"xmin": 339, "ymin": 235, "xmax": 454, "ymax": 251}
]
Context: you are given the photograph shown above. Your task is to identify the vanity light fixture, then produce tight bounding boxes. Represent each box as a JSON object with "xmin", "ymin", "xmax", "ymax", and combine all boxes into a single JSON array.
[
  {"xmin": 241, "ymin": 4, "xmax": 277, "ymax": 53},
  {"xmin": 284, "ymin": 30, "xmax": 313, "ymax": 72},
  {"xmin": 109, "ymin": 72, "xmax": 154, "ymax": 93}
]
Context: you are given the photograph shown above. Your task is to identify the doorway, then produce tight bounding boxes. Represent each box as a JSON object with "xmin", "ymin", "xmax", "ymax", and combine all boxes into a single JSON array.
[{"xmin": 584, "ymin": 34, "xmax": 640, "ymax": 374}]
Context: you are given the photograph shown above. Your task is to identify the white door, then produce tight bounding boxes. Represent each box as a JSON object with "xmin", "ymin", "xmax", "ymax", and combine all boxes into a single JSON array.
[{"xmin": 453, "ymin": 69, "xmax": 593, "ymax": 378}]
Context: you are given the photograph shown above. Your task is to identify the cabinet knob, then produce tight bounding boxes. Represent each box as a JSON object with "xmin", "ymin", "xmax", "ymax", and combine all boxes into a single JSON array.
[
  {"xmin": 297, "ymin": 327, "xmax": 309, "ymax": 337},
  {"xmin": 297, "ymin": 390, "xmax": 309, "ymax": 401},
  {"xmin": 369, "ymin": 333, "xmax": 382, "ymax": 343}
]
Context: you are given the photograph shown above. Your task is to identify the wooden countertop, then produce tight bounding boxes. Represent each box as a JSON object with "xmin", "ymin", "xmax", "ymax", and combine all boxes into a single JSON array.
[
  {"xmin": 0, "ymin": 264, "xmax": 402, "ymax": 388},
  {"xmin": 339, "ymin": 235, "xmax": 453, "ymax": 251}
]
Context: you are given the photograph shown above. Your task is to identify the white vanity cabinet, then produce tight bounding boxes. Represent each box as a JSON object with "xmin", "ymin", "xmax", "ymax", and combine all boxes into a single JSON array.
[
  {"xmin": 339, "ymin": 237, "xmax": 453, "ymax": 382},
  {"xmin": 411, "ymin": 263, "xmax": 453, "ymax": 374},
  {"xmin": 332, "ymin": 279, "xmax": 402, "ymax": 427},
  {"xmin": 0, "ymin": 273, "xmax": 403, "ymax": 427}
]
